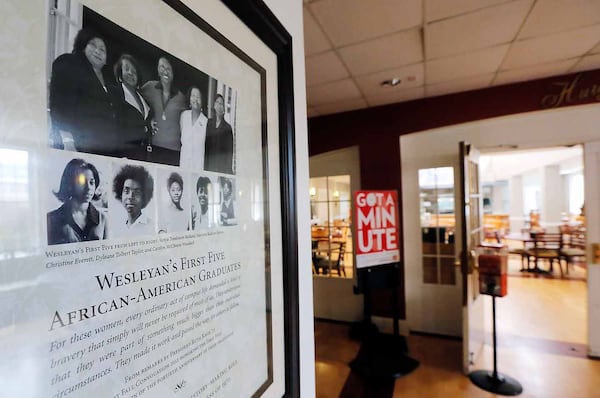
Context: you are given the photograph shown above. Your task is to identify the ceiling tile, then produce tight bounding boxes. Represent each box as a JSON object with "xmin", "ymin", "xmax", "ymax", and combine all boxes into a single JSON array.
[
  {"xmin": 518, "ymin": 0, "xmax": 600, "ymax": 40},
  {"xmin": 354, "ymin": 63, "xmax": 424, "ymax": 96},
  {"xmin": 426, "ymin": 0, "xmax": 512, "ymax": 22},
  {"xmin": 426, "ymin": 44, "xmax": 509, "ymax": 84},
  {"xmin": 309, "ymin": 0, "xmax": 422, "ymax": 47},
  {"xmin": 338, "ymin": 29, "xmax": 423, "ymax": 76},
  {"xmin": 303, "ymin": 7, "xmax": 331, "ymax": 56},
  {"xmin": 502, "ymin": 24, "xmax": 600, "ymax": 70},
  {"xmin": 426, "ymin": 73, "xmax": 494, "ymax": 97},
  {"xmin": 365, "ymin": 86, "xmax": 425, "ymax": 107},
  {"xmin": 426, "ymin": 0, "xmax": 532, "ymax": 59},
  {"xmin": 314, "ymin": 97, "xmax": 368, "ymax": 116},
  {"xmin": 305, "ymin": 51, "xmax": 349, "ymax": 86},
  {"xmin": 306, "ymin": 79, "xmax": 362, "ymax": 106},
  {"xmin": 494, "ymin": 59, "xmax": 578, "ymax": 85},
  {"xmin": 570, "ymin": 53, "xmax": 600, "ymax": 73}
]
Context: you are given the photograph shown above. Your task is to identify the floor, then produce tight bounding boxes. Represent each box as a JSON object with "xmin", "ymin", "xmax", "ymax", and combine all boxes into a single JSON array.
[{"xmin": 314, "ymin": 255, "xmax": 600, "ymax": 398}]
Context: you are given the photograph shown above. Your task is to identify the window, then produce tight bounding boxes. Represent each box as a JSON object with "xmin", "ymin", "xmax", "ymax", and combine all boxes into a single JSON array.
[
  {"xmin": 419, "ymin": 167, "xmax": 456, "ymax": 285},
  {"xmin": 0, "ymin": 148, "xmax": 38, "ymax": 260},
  {"xmin": 48, "ymin": 1, "xmax": 83, "ymax": 65},
  {"xmin": 310, "ymin": 175, "xmax": 353, "ymax": 278}
]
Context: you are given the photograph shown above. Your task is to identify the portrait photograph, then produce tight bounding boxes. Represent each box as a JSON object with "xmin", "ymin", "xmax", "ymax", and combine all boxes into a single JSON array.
[
  {"xmin": 109, "ymin": 161, "xmax": 156, "ymax": 239},
  {"xmin": 157, "ymin": 168, "xmax": 191, "ymax": 233},
  {"xmin": 47, "ymin": 2, "xmax": 238, "ymax": 173},
  {"xmin": 46, "ymin": 151, "xmax": 110, "ymax": 246},
  {"xmin": 190, "ymin": 173, "xmax": 217, "ymax": 230},
  {"xmin": 218, "ymin": 176, "xmax": 237, "ymax": 227}
]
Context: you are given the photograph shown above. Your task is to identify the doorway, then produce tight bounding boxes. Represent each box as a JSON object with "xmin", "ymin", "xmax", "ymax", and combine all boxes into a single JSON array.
[
  {"xmin": 400, "ymin": 103, "xmax": 600, "ymax": 359},
  {"xmin": 479, "ymin": 145, "xmax": 587, "ymax": 366}
]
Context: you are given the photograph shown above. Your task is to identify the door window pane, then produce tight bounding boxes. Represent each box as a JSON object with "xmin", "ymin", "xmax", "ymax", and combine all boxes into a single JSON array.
[
  {"xmin": 419, "ymin": 167, "xmax": 456, "ymax": 285},
  {"xmin": 310, "ymin": 175, "xmax": 352, "ymax": 278}
]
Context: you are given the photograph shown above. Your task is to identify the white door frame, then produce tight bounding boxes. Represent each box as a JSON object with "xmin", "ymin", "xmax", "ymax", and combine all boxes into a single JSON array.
[{"xmin": 401, "ymin": 103, "xmax": 600, "ymax": 344}]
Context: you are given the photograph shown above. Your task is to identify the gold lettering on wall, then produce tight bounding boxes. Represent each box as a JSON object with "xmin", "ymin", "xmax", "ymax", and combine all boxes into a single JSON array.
[{"xmin": 541, "ymin": 74, "xmax": 600, "ymax": 108}]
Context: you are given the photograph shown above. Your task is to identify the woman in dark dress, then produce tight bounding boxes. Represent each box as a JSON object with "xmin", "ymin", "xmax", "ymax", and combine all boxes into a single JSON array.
[
  {"xmin": 47, "ymin": 159, "xmax": 108, "ymax": 245},
  {"xmin": 49, "ymin": 29, "xmax": 120, "ymax": 156},
  {"xmin": 204, "ymin": 94, "xmax": 234, "ymax": 174},
  {"xmin": 113, "ymin": 54, "xmax": 153, "ymax": 161}
]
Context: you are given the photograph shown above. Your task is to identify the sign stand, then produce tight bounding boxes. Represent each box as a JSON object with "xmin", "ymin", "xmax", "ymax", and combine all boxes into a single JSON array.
[
  {"xmin": 349, "ymin": 190, "xmax": 418, "ymax": 378},
  {"xmin": 469, "ymin": 288, "xmax": 523, "ymax": 396},
  {"xmin": 349, "ymin": 262, "xmax": 419, "ymax": 379}
]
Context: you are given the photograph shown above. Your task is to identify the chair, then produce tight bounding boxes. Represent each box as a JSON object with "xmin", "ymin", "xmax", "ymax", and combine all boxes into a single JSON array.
[
  {"xmin": 509, "ymin": 246, "xmax": 531, "ymax": 271},
  {"xmin": 525, "ymin": 232, "xmax": 564, "ymax": 276},
  {"xmin": 560, "ymin": 228, "xmax": 586, "ymax": 275},
  {"xmin": 313, "ymin": 240, "xmax": 346, "ymax": 276}
]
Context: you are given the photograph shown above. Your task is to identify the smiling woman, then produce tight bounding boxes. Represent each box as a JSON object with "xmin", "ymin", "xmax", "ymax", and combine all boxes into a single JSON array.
[{"xmin": 49, "ymin": 29, "xmax": 122, "ymax": 156}]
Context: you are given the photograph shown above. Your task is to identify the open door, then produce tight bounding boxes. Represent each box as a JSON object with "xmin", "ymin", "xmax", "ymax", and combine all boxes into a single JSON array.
[
  {"xmin": 584, "ymin": 141, "xmax": 600, "ymax": 357},
  {"xmin": 459, "ymin": 141, "xmax": 485, "ymax": 373}
]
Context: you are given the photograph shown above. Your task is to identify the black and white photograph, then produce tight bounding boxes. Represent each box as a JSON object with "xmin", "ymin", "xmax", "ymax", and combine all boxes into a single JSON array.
[
  {"xmin": 157, "ymin": 168, "xmax": 191, "ymax": 233},
  {"xmin": 179, "ymin": 85, "xmax": 208, "ymax": 170},
  {"xmin": 218, "ymin": 176, "xmax": 237, "ymax": 226},
  {"xmin": 109, "ymin": 162, "xmax": 156, "ymax": 239},
  {"xmin": 47, "ymin": 3, "xmax": 238, "ymax": 172},
  {"xmin": 190, "ymin": 173, "xmax": 216, "ymax": 230},
  {"xmin": 46, "ymin": 152, "xmax": 110, "ymax": 245}
]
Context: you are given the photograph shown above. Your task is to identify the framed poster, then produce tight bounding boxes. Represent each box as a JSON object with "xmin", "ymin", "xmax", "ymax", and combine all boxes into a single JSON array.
[{"xmin": 0, "ymin": 1, "xmax": 298, "ymax": 397}]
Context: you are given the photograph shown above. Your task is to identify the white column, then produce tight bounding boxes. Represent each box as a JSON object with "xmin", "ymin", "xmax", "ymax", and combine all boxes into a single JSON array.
[
  {"xmin": 509, "ymin": 175, "xmax": 523, "ymax": 232},
  {"xmin": 542, "ymin": 164, "xmax": 562, "ymax": 227}
]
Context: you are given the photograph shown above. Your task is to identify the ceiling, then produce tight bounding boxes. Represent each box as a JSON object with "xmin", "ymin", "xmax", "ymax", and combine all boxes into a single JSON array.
[
  {"xmin": 303, "ymin": 0, "xmax": 600, "ymax": 117},
  {"xmin": 480, "ymin": 145, "xmax": 582, "ymax": 183}
]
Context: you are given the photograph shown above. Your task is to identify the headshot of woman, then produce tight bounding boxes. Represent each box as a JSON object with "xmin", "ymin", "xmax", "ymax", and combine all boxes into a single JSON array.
[
  {"xmin": 158, "ymin": 172, "xmax": 189, "ymax": 233},
  {"xmin": 140, "ymin": 56, "xmax": 187, "ymax": 166},
  {"xmin": 113, "ymin": 54, "xmax": 152, "ymax": 161},
  {"xmin": 192, "ymin": 175, "xmax": 212, "ymax": 230},
  {"xmin": 49, "ymin": 29, "xmax": 120, "ymax": 156},
  {"xmin": 179, "ymin": 86, "xmax": 208, "ymax": 170},
  {"xmin": 204, "ymin": 94, "xmax": 234, "ymax": 174},
  {"xmin": 219, "ymin": 177, "xmax": 236, "ymax": 226},
  {"xmin": 47, "ymin": 158, "xmax": 108, "ymax": 245}
]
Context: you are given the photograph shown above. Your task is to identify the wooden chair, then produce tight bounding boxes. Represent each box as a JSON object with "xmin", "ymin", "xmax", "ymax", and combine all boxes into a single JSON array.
[
  {"xmin": 525, "ymin": 232, "xmax": 564, "ymax": 276},
  {"xmin": 560, "ymin": 228, "xmax": 586, "ymax": 275},
  {"xmin": 313, "ymin": 240, "xmax": 346, "ymax": 276}
]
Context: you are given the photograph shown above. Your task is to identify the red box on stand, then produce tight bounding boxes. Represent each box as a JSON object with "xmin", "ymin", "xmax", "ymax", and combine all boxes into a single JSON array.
[{"xmin": 477, "ymin": 244, "xmax": 508, "ymax": 297}]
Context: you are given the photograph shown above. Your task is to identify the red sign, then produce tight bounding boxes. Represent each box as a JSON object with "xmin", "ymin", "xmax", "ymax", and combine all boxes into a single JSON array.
[{"xmin": 354, "ymin": 190, "xmax": 400, "ymax": 268}]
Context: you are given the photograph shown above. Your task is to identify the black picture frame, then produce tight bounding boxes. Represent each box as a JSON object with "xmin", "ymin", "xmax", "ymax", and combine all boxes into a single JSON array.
[{"xmin": 161, "ymin": 1, "xmax": 299, "ymax": 397}]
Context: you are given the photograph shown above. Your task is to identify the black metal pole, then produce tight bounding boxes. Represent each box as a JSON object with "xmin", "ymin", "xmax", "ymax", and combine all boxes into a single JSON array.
[
  {"xmin": 363, "ymin": 269, "xmax": 371, "ymax": 325},
  {"xmin": 392, "ymin": 264, "xmax": 399, "ymax": 336}
]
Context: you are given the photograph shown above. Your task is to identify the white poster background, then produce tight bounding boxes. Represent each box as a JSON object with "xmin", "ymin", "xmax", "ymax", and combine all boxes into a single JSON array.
[{"xmin": 0, "ymin": 1, "xmax": 284, "ymax": 397}]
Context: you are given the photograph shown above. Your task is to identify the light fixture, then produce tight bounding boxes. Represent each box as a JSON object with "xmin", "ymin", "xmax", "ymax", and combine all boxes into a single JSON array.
[
  {"xmin": 309, "ymin": 187, "xmax": 316, "ymax": 197},
  {"xmin": 380, "ymin": 77, "xmax": 401, "ymax": 87},
  {"xmin": 333, "ymin": 190, "xmax": 340, "ymax": 198}
]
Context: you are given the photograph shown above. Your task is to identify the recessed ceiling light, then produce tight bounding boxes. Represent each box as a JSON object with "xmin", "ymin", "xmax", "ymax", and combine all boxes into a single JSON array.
[{"xmin": 380, "ymin": 78, "xmax": 401, "ymax": 87}]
